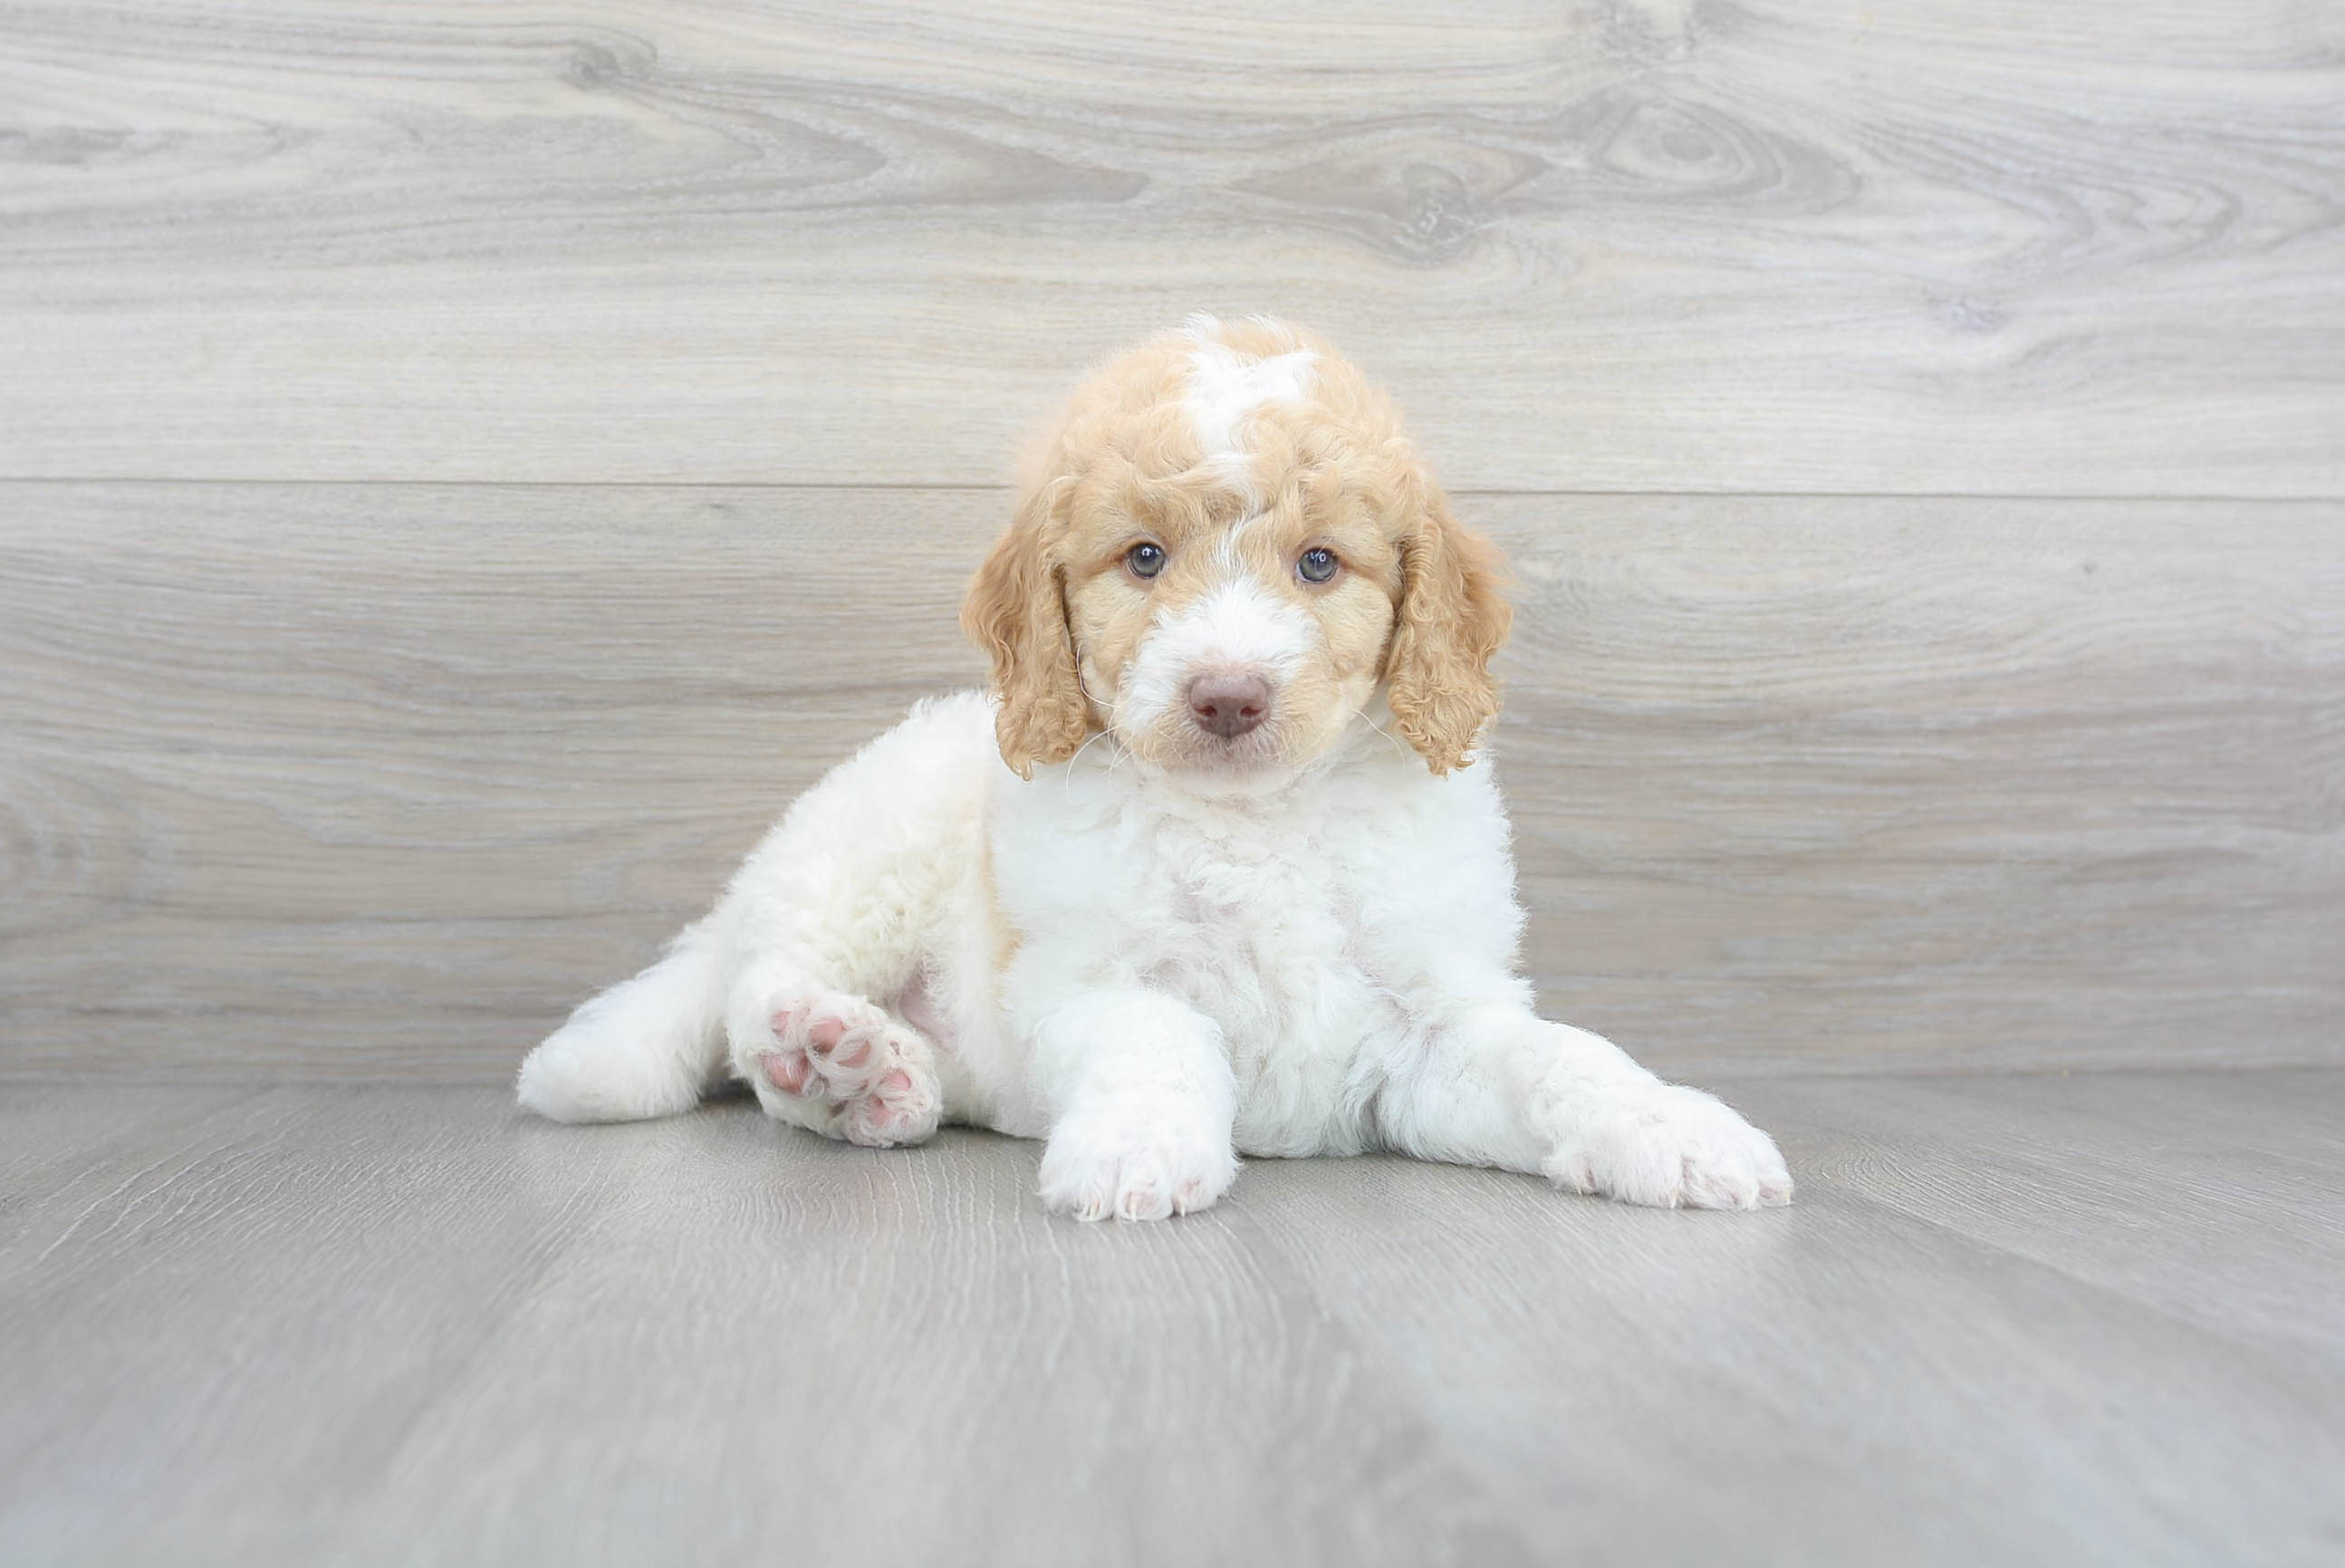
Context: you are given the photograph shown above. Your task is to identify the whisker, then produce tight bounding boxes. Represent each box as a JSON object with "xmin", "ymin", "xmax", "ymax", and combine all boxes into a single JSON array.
[
  {"xmin": 1062, "ymin": 726, "xmax": 1113, "ymax": 797},
  {"xmin": 1060, "ymin": 669, "xmax": 1126, "ymax": 795},
  {"xmin": 1359, "ymin": 708, "xmax": 1411, "ymax": 763}
]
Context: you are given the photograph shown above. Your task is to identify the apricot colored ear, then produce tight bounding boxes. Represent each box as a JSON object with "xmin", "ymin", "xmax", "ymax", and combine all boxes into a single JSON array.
[
  {"xmin": 1384, "ymin": 495, "xmax": 1512, "ymax": 774},
  {"xmin": 961, "ymin": 481, "xmax": 1091, "ymax": 777}
]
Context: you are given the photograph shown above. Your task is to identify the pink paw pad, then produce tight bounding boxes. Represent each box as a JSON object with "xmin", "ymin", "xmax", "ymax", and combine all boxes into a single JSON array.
[
  {"xmin": 765, "ymin": 1001, "xmax": 879, "ymax": 1091},
  {"xmin": 845, "ymin": 1068, "xmax": 933, "ymax": 1143},
  {"xmin": 827, "ymin": 1031, "xmax": 873, "ymax": 1069},
  {"xmin": 753, "ymin": 983, "xmax": 941, "ymax": 1148},
  {"xmin": 760, "ymin": 1050, "xmax": 812, "ymax": 1094}
]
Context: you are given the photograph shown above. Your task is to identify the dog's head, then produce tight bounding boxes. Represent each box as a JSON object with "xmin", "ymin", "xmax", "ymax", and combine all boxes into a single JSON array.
[{"xmin": 964, "ymin": 314, "xmax": 1510, "ymax": 784}]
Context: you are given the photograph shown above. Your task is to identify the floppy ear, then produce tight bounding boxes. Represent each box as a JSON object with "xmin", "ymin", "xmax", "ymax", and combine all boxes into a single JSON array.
[
  {"xmin": 961, "ymin": 480, "xmax": 1092, "ymax": 778},
  {"xmin": 1384, "ymin": 494, "xmax": 1513, "ymax": 774}
]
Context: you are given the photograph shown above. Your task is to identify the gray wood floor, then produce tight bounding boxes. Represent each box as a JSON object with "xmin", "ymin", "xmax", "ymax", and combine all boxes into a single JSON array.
[{"xmin": 4, "ymin": 1072, "xmax": 2341, "ymax": 1567}]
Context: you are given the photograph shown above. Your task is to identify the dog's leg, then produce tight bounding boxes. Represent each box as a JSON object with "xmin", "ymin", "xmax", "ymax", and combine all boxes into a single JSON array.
[
  {"xmin": 1379, "ymin": 1005, "xmax": 1792, "ymax": 1210},
  {"xmin": 1028, "ymin": 988, "xmax": 1238, "ymax": 1220},
  {"xmin": 517, "ymin": 921, "xmax": 729, "ymax": 1123},
  {"xmin": 695, "ymin": 702, "xmax": 997, "ymax": 1150}
]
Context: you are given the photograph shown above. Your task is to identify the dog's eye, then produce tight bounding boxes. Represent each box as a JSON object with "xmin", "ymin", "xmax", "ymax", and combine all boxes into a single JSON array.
[
  {"xmin": 1126, "ymin": 542, "xmax": 1167, "ymax": 580},
  {"xmin": 1296, "ymin": 547, "xmax": 1339, "ymax": 584}
]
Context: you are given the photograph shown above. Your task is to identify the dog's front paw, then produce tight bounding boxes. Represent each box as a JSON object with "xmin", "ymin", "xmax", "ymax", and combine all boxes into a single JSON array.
[
  {"xmin": 1544, "ymin": 1083, "xmax": 1793, "ymax": 1211},
  {"xmin": 1037, "ymin": 1098, "xmax": 1238, "ymax": 1221}
]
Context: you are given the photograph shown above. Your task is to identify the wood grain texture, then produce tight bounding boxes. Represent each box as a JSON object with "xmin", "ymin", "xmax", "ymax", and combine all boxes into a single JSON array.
[
  {"xmin": 3, "ymin": 482, "xmax": 2338, "ymax": 1080},
  {"xmin": 2, "ymin": 1, "xmax": 2341, "ymax": 492},
  {"xmin": 1721, "ymin": 1072, "xmax": 2345, "ymax": 1359},
  {"xmin": 3, "ymin": 1074, "xmax": 2341, "ymax": 1566}
]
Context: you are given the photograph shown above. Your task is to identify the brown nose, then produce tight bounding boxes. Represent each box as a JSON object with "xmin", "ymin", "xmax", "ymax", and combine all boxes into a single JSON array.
[{"xmin": 1187, "ymin": 673, "xmax": 1271, "ymax": 739}]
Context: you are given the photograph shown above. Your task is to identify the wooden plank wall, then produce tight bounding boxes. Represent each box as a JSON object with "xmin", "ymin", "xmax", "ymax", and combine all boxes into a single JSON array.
[{"xmin": 3, "ymin": 2, "xmax": 2340, "ymax": 1080}]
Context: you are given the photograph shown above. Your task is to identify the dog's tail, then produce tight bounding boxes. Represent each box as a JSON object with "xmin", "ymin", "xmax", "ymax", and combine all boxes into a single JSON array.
[{"xmin": 516, "ymin": 922, "xmax": 727, "ymax": 1123}]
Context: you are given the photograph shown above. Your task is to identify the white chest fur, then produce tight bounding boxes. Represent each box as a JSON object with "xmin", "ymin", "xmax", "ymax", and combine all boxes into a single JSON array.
[{"xmin": 991, "ymin": 732, "xmax": 1520, "ymax": 1153}]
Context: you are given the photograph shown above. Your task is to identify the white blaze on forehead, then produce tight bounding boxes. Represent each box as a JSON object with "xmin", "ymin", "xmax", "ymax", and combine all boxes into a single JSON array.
[
  {"xmin": 1172, "ymin": 579, "xmax": 1312, "ymax": 671},
  {"xmin": 1184, "ymin": 341, "xmax": 1317, "ymax": 460}
]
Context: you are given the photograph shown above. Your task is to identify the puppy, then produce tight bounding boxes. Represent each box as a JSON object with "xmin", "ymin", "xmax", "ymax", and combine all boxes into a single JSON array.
[{"xmin": 516, "ymin": 314, "xmax": 1792, "ymax": 1219}]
